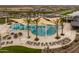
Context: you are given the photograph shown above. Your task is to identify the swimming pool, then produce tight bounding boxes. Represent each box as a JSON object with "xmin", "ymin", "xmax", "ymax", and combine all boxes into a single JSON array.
[{"xmin": 10, "ymin": 23, "xmax": 57, "ymax": 36}]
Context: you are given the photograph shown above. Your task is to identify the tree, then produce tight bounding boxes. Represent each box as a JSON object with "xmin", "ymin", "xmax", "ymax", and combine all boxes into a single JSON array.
[
  {"xmin": 3, "ymin": 12, "xmax": 10, "ymax": 24},
  {"xmin": 23, "ymin": 13, "xmax": 31, "ymax": 39},
  {"xmin": 6, "ymin": 13, "xmax": 13, "ymax": 25},
  {"xmin": 33, "ymin": 13, "xmax": 40, "ymax": 41},
  {"xmin": 0, "ymin": 34, "xmax": 1, "ymax": 48},
  {"xmin": 53, "ymin": 18, "xmax": 60, "ymax": 39},
  {"xmin": 60, "ymin": 17, "xmax": 65, "ymax": 36}
]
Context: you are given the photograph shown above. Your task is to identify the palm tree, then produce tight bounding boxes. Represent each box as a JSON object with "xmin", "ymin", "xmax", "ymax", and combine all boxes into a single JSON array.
[
  {"xmin": 34, "ymin": 19, "xmax": 40, "ymax": 41},
  {"xmin": 24, "ymin": 14, "xmax": 31, "ymax": 39},
  {"xmin": 0, "ymin": 34, "xmax": 1, "ymax": 48},
  {"xmin": 5, "ymin": 16, "xmax": 11, "ymax": 25},
  {"xmin": 27, "ymin": 18, "xmax": 31, "ymax": 39},
  {"xmin": 7, "ymin": 18, "xmax": 12, "ymax": 25},
  {"xmin": 54, "ymin": 18, "xmax": 60, "ymax": 39},
  {"xmin": 5, "ymin": 16, "xmax": 8, "ymax": 24},
  {"xmin": 6, "ymin": 13, "xmax": 13, "ymax": 25},
  {"xmin": 33, "ymin": 13, "xmax": 40, "ymax": 41},
  {"xmin": 60, "ymin": 17, "xmax": 65, "ymax": 36},
  {"xmin": 3, "ymin": 12, "xmax": 9, "ymax": 24}
]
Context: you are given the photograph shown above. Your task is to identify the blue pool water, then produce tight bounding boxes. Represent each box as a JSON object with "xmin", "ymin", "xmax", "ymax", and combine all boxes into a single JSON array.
[{"xmin": 10, "ymin": 23, "xmax": 57, "ymax": 36}]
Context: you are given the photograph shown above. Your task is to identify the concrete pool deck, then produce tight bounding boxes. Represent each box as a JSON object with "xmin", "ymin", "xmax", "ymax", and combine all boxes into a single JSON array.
[{"xmin": 0, "ymin": 23, "xmax": 76, "ymax": 49}]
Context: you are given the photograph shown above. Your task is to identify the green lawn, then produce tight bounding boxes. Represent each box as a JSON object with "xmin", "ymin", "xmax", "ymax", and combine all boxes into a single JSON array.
[
  {"xmin": 0, "ymin": 46, "xmax": 41, "ymax": 53},
  {"xmin": 60, "ymin": 10, "xmax": 74, "ymax": 15},
  {"xmin": 0, "ymin": 18, "xmax": 5, "ymax": 24}
]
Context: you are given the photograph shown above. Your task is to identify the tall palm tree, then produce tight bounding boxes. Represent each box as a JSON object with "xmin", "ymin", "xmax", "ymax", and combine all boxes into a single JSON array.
[
  {"xmin": 54, "ymin": 18, "xmax": 60, "ymax": 39},
  {"xmin": 5, "ymin": 16, "xmax": 7, "ymax": 24},
  {"xmin": 6, "ymin": 13, "xmax": 12, "ymax": 25},
  {"xmin": 0, "ymin": 34, "xmax": 1, "ymax": 48},
  {"xmin": 27, "ymin": 18, "xmax": 31, "ymax": 39},
  {"xmin": 34, "ymin": 18, "xmax": 40, "ymax": 41},
  {"xmin": 4, "ymin": 12, "xmax": 9, "ymax": 24},
  {"xmin": 33, "ymin": 13, "xmax": 40, "ymax": 41},
  {"xmin": 24, "ymin": 13, "xmax": 31, "ymax": 39},
  {"xmin": 5, "ymin": 16, "xmax": 10, "ymax": 24},
  {"xmin": 60, "ymin": 17, "xmax": 65, "ymax": 36}
]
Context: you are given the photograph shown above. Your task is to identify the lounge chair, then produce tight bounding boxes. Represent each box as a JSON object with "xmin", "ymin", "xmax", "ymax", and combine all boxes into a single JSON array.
[
  {"xmin": 6, "ymin": 41, "xmax": 13, "ymax": 44},
  {"xmin": 7, "ymin": 36, "xmax": 12, "ymax": 40},
  {"xmin": 10, "ymin": 32, "xmax": 15, "ymax": 35},
  {"xmin": 49, "ymin": 42, "xmax": 52, "ymax": 46},
  {"xmin": 35, "ymin": 42, "xmax": 40, "ymax": 46},
  {"xmin": 1, "ymin": 42, "xmax": 5, "ymax": 45},
  {"xmin": 45, "ymin": 42, "xmax": 49, "ymax": 46},
  {"xmin": 18, "ymin": 32, "xmax": 23, "ymax": 36},
  {"xmin": 41, "ymin": 42, "xmax": 45, "ymax": 46}
]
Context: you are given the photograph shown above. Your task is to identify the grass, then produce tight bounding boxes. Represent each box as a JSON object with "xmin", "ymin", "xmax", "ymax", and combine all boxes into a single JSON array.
[
  {"xmin": 0, "ymin": 18, "xmax": 5, "ymax": 24},
  {"xmin": 0, "ymin": 46, "xmax": 41, "ymax": 53},
  {"xmin": 60, "ymin": 10, "xmax": 74, "ymax": 15}
]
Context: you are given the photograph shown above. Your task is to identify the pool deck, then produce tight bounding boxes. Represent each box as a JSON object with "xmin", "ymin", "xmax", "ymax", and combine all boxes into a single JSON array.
[{"xmin": 0, "ymin": 23, "xmax": 76, "ymax": 49}]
